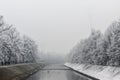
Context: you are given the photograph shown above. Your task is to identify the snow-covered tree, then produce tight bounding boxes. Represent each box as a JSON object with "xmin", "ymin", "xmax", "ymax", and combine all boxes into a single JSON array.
[
  {"xmin": 68, "ymin": 29, "xmax": 103, "ymax": 64},
  {"xmin": 104, "ymin": 20, "xmax": 120, "ymax": 66},
  {"xmin": 22, "ymin": 36, "xmax": 38, "ymax": 63},
  {"xmin": 68, "ymin": 19, "xmax": 120, "ymax": 67},
  {"xmin": 0, "ymin": 16, "xmax": 40, "ymax": 65}
]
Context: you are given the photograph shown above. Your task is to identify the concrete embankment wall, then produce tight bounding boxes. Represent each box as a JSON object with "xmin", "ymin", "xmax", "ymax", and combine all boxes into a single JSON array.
[
  {"xmin": 65, "ymin": 63, "xmax": 120, "ymax": 80},
  {"xmin": 0, "ymin": 63, "xmax": 44, "ymax": 80}
]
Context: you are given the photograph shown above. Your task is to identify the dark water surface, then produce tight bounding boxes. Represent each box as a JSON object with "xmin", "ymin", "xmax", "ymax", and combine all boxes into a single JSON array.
[{"xmin": 26, "ymin": 64, "xmax": 91, "ymax": 80}]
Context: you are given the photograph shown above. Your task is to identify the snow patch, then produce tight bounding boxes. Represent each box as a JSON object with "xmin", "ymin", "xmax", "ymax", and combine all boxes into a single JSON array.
[{"xmin": 65, "ymin": 63, "xmax": 120, "ymax": 80}]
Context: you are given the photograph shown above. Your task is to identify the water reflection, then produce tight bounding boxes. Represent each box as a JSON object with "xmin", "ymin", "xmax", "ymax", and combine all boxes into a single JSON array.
[
  {"xmin": 66, "ymin": 70, "xmax": 90, "ymax": 80},
  {"xmin": 27, "ymin": 70, "xmax": 90, "ymax": 80}
]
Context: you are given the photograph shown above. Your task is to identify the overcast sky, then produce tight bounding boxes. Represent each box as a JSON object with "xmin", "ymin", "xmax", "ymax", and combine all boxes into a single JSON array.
[{"xmin": 0, "ymin": 0, "xmax": 120, "ymax": 54}]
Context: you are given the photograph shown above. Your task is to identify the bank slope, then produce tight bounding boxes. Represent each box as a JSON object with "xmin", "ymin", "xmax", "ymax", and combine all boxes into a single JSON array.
[
  {"xmin": 65, "ymin": 63, "xmax": 120, "ymax": 80},
  {"xmin": 0, "ymin": 63, "xmax": 44, "ymax": 80}
]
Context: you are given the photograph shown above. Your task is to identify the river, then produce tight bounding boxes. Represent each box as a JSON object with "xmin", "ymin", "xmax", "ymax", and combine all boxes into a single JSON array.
[{"xmin": 26, "ymin": 64, "xmax": 92, "ymax": 80}]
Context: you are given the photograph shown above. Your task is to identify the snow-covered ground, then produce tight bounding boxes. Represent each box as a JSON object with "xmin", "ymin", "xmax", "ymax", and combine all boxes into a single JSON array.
[{"xmin": 65, "ymin": 63, "xmax": 120, "ymax": 80}]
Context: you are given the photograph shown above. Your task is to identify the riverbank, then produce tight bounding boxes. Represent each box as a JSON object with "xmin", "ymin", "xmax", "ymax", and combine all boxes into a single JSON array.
[
  {"xmin": 0, "ymin": 63, "xmax": 44, "ymax": 80},
  {"xmin": 65, "ymin": 63, "xmax": 120, "ymax": 80}
]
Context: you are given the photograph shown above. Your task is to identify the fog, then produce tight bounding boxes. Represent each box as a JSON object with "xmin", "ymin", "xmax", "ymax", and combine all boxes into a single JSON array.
[{"xmin": 0, "ymin": 0, "xmax": 120, "ymax": 54}]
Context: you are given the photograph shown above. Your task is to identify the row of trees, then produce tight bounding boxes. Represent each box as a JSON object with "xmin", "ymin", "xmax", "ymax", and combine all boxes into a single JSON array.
[
  {"xmin": 0, "ymin": 16, "xmax": 39, "ymax": 65},
  {"xmin": 68, "ymin": 20, "xmax": 120, "ymax": 66}
]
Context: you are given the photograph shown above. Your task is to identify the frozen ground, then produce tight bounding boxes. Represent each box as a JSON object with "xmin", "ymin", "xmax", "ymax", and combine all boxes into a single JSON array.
[{"xmin": 65, "ymin": 63, "xmax": 120, "ymax": 80}]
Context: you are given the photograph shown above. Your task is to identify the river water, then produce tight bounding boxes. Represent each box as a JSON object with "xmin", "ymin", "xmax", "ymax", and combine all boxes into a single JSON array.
[{"xmin": 26, "ymin": 64, "xmax": 92, "ymax": 80}]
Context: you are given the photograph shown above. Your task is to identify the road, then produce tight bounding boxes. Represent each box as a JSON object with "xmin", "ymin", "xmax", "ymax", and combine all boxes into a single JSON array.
[{"xmin": 26, "ymin": 64, "xmax": 93, "ymax": 80}]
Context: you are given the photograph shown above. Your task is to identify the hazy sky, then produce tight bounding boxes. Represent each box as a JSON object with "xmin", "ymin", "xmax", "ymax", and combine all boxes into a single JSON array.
[{"xmin": 0, "ymin": 0, "xmax": 120, "ymax": 54}]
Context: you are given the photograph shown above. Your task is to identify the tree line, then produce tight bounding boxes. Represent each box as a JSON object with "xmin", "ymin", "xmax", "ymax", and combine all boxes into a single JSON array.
[
  {"xmin": 0, "ymin": 16, "xmax": 39, "ymax": 65},
  {"xmin": 68, "ymin": 20, "xmax": 120, "ymax": 66}
]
